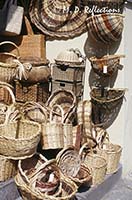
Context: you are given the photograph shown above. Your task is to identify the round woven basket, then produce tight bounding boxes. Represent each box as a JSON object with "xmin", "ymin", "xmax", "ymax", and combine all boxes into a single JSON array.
[
  {"xmin": 97, "ymin": 143, "xmax": 122, "ymax": 174},
  {"xmin": 0, "ymin": 154, "xmax": 18, "ymax": 182},
  {"xmin": 80, "ymin": 143, "xmax": 107, "ymax": 185},
  {"xmin": 0, "ymin": 41, "xmax": 20, "ymax": 83},
  {"xmin": 0, "ymin": 120, "xmax": 41, "ymax": 159},
  {"xmin": 90, "ymin": 88, "xmax": 126, "ymax": 129},
  {"xmin": 89, "ymin": 55, "xmax": 125, "ymax": 76}
]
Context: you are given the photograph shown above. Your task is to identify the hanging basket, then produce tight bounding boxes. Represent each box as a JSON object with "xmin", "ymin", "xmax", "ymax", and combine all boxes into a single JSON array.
[
  {"xmin": 97, "ymin": 142, "xmax": 122, "ymax": 174},
  {"xmin": 86, "ymin": 13, "xmax": 124, "ymax": 43},
  {"xmin": 90, "ymin": 88, "xmax": 126, "ymax": 129},
  {"xmin": 0, "ymin": 41, "xmax": 20, "ymax": 83},
  {"xmin": 79, "ymin": 143, "xmax": 107, "ymax": 185},
  {"xmin": 89, "ymin": 55, "xmax": 125, "ymax": 76},
  {"xmin": 0, "ymin": 120, "xmax": 41, "ymax": 159},
  {"xmin": 0, "ymin": 154, "xmax": 17, "ymax": 182}
]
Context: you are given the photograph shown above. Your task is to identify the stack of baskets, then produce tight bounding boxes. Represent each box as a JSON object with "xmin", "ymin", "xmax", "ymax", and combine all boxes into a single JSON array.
[{"xmin": 0, "ymin": 81, "xmax": 41, "ymax": 182}]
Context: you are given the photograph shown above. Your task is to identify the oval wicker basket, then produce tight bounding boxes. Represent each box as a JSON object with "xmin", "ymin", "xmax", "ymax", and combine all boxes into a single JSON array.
[
  {"xmin": 80, "ymin": 143, "xmax": 107, "ymax": 185},
  {"xmin": 86, "ymin": 13, "xmax": 124, "ymax": 43},
  {"xmin": 0, "ymin": 41, "xmax": 20, "ymax": 83},
  {"xmin": 0, "ymin": 154, "xmax": 18, "ymax": 182},
  {"xmin": 0, "ymin": 120, "xmax": 41, "ymax": 159}
]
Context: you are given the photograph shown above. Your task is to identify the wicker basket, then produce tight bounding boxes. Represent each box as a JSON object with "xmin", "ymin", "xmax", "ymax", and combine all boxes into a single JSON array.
[
  {"xmin": 14, "ymin": 81, "xmax": 50, "ymax": 103},
  {"xmin": 89, "ymin": 55, "xmax": 125, "ymax": 76},
  {"xmin": 80, "ymin": 143, "xmax": 107, "ymax": 185},
  {"xmin": 97, "ymin": 142, "xmax": 122, "ymax": 174},
  {"xmin": 46, "ymin": 89, "xmax": 77, "ymax": 123},
  {"xmin": 90, "ymin": 88, "xmax": 126, "ymax": 129},
  {"xmin": 0, "ymin": 154, "xmax": 18, "ymax": 182},
  {"xmin": 0, "ymin": 120, "xmax": 41, "ymax": 159},
  {"xmin": 41, "ymin": 105, "xmax": 64, "ymax": 150},
  {"xmin": 0, "ymin": 41, "xmax": 20, "ymax": 83}
]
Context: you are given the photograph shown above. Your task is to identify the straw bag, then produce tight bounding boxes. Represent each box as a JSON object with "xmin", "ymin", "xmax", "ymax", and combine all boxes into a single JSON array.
[
  {"xmin": 97, "ymin": 137, "xmax": 122, "ymax": 174},
  {"xmin": 80, "ymin": 143, "xmax": 107, "ymax": 185},
  {"xmin": 89, "ymin": 55, "xmax": 125, "ymax": 76},
  {"xmin": 41, "ymin": 105, "xmax": 64, "ymax": 150},
  {"xmin": 86, "ymin": 13, "xmax": 124, "ymax": 43},
  {"xmin": 0, "ymin": 119, "xmax": 41, "ymax": 159},
  {"xmin": 90, "ymin": 88, "xmax": 126, "ymax": 129},
  {"xmin": 0, "ymin": 0, "xmax": 24, "ymax": 36},
  {"xmin": 56, "ymin": 146, "xmax": 92, "ymax": 188},
  {"xmin": 0, "ymin": 154, "xmax": 17, "ymax": 182},
  {"xmin": 6, "ymin": 16, "xmax": 46, "ymax": 61},
  {"xmin": 0, "ymin": 41, "xmax": 20, "ymax": 83}
]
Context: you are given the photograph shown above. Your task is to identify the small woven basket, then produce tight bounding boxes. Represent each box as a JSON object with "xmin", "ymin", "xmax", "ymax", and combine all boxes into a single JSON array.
[
  {"xmin": 41, "ymin": 105, "xmax": 64, "ymax": 150},
  {"xmin": 80, "ymin": 143, "xmax": 107, "ymax": 185},
  {"xmin": 0, "ymin": 120, "xmax": 41, "ymax": 159},
  {"xmin": 97, "ymin": 142, "xmax": 122, "ymax": 174},
  {"xmin": 0, "ymin": 41, "xmax": 20, "ymax": 83},
  {"xmin": 90, "ymin": 88, "xmax": 125, "ymax": 129},
  {"xmin": 0, "ymin": 154, "xmax": 18, "ymax": 182},
  {"xmin": 89, "ymin": 55, "xmax": 125, "ymax": 76}
]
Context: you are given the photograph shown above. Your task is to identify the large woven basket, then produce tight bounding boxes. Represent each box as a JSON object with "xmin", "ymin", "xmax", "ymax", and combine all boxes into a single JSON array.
[
  {"xmin": 0, "ymin": 120, "xmax": 41, "ymax": 159},
  {"xmin": 89, "ymin": 55, "xmax": 125, "ymax": 76},
  {"xmin": 86, "ymin": 13, "xmax": 124, "ymax": 43},
  {"xmin": 0, "ymin": 41, "xmax": 20, "ymax": 83},
  {"xmin": 0, "ymin": 154, "xmax": 18, "ymax": 182},
  {"xmin": 90, "ymin": 88, "xmax": 126, "ymax": 129},
  {"xmin": 97, "ymin": 142, "xmax": 122, "ymax": 174},
  {"xmin": 46, "ymin": 89, "xmax": 77, "ymax": 123},
  {"xmin": 80, "ymin": 143, "xmax": 107, "ymax": 185}
]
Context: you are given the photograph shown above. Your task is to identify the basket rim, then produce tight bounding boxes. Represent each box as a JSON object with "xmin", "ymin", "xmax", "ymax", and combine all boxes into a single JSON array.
[
  {"xmin": 90, "ymin": 88, "xmax": 126, "ymax": 103},
  {"xmin": 89, "ymin": 54, "xmax": 125, "ymax": 62},
  {"xmin": 101, "ymin": 143, "xmax": 122, "ymax": 154},
  {"xmin": 0, "ymin": 120, "xmax": 41, "ymax": 141}
]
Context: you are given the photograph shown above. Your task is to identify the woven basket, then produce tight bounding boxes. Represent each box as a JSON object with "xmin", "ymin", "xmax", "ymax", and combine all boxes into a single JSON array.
[
  {"xmin": 0, "ymin": 120, "xmax": 40, "ymax": 159},
  {"xmin": 56, "ymin": 146, "xmax": 81, "ymax": 178},
  {"xmin": 0, "ymin": 41, "xmax": 20, "ymax": 83},
  {"xmin": 90, "ymin": 88, "xmax": 126, "ymax": 129},
  {"xmin": 80, "ymin": 143, "xmax": 107, "ymax": 185},
  {"xmin": 0, "ymin": 81, "xmax": 16, "ymax": 124},
  {"xmin": 86, "ymin": 13, "xmax": 124, "ymax": 43},
  {"xmin": 0, "ymin": 154, "xmax": 18, "ymax": 182},
  {"xmin": 97, "ymin": 142, "xmax": 122, "ymax": 174},
  {"xmin": 46, "ymin": 89, "xmax": 77, "ymax": 123},
  {"xmin": 89, "ymin": 55, "xmax": 125, "ymax": 76}
]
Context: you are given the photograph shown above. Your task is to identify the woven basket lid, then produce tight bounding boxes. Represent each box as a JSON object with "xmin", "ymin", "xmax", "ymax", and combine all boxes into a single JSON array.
[
  {"xmin": 86, "ymin": 13, "xmax": 124, "ymax": 43},
  {"xmin": 55, "ymin": 49, "xmax": 83, "ymax": 65},
  {"xmin": 29, "ymin": 0, "xmax": 87, "ymax": 39}
]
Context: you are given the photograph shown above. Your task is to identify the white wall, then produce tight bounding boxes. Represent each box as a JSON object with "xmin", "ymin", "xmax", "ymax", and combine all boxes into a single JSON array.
[{"xmin": 46, "ymin": 3, "xmax": 132, "ymax": 176}]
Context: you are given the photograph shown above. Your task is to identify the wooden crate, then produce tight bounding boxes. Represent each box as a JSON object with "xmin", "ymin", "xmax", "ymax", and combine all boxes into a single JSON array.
[
  {"xmin": 14, "ymin": 81, "xmax": 49, "ymax": 103},
  {"xmin": 52, "ymin": 80, "xmax": 84, "ymax": 97},
  {"xmin": 52, "ymin": 64, "xmax": 85, "ymax": 82}
]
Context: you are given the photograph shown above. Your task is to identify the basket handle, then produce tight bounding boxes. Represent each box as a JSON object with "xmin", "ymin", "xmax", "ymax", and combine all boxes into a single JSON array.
[
  {"xmin": 50, "ymin": 104, "xmax": 64, "ymax": 123},
  {"xmin": 23, "ymin": 101, "xmax": 48, "ymax": 123},
  {"xmin": 0, "ymin": 81, "xmax": 16, "ymax": 105},
  {"xmin": 24, "ymin": 16, "xmax": 34, "ymax": 35},
  {"xmin": 0, "ymin": 41, "xmax": 20, "ymax": 58}
]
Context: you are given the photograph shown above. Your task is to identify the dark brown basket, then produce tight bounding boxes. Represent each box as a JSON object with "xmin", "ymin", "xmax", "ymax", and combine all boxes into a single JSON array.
[
  {"xmin": 90, "ymin": 88, "xmax": 126, "ymax": 129},
  {"xmin": 14, "ymin": 81, "xmax": 50, "ymax": 103}
]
